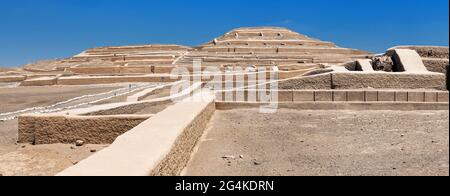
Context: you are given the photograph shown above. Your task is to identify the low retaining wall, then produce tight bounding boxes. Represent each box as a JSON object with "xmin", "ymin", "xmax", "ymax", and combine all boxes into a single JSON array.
[
  {"xmin": 18, "ymin": 71, "xmax": 284, "ymax": 86},
  {"xmin": 0, "ymin": 75, "xmax": 27, "ymax": 83},
  {"xmin": 18, "ymin": 115, "xmax": 151, "ymax": 144},
  {"xmin": 215, "ymin": 89, "xmax": 450, "ymax": 103},
  {"xmin": 20, "ymin": 77, "xmax": 58, "ymax": 86},
  {"xmin": 279, "ymin": 73, "xmax": 332, "ymax": 89},
  {"xmin": 57, "ymin": 93, "xmax": 215, "ymax": 176},
  {"xmin": 278, "ymin": 72, "xmax": 446, "ymax": 90},
  {"xmin": 127, "ymin": 81, "xmax": 185, "ymax": 102},
  {"xmin": 215, "ymin": 102, "xmax": 449, "ymax": 111},
  {"xmin": 333, "ymin": 72, "xmax": 446, "ymax": 90},
  {"xmin": 68, "ymin": 66, "xmax": 153, "ymax": 75},
  {"xmin": 57, "ymin": 75, "xmax": 178, "ymax": 85}
]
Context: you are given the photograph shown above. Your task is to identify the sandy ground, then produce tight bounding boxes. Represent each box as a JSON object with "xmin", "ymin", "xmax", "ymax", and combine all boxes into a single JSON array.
[
  {"xmin": 0, "ymin": 143, "xmax": 107, "ymax": 176},
  {"xmin": 0, "ymin": 84, "xmax": 127, "ymax": 113},
  {"xmin": 184, "ymin": 109, "xmax": 449, "ymax": 176}
]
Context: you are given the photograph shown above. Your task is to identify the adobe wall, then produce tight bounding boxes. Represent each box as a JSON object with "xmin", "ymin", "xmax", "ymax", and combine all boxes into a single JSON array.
[
  {"xmin": 215, "ymin": 102, "xmax": 449, "ymax": 111},
  {"xmin": 215, "ymin": 89, "xmax": 449, "ymax": 103},
  {"xmin": 18, "ymin": 71, "xmax": 278, "ymax": 86},
  {"xmin": 56, "ymin": 75, "xmax": 178, "ymax": 85},
  {"xmin": 68, "ymin": 66, "xmax": 153, "ymax": 74},
  {"xmin": 332, "ymin": 72, "xmax": 446, "ymax": 90},
  {"xmin": 85, "ymin": 100, "xmax": 172, "ymax": 116},
  {"xmin": 127, "ymin": 81, "xmax": 185, "ymax": 102},
  {"xmin": 278, "ymin": 73, "xmax": 332, "ymax": 89},
  {"xmin": 57, "ymin": 93, "xmax": 215, "ymax": 176},
  {"xmin": 0, "ymin": 75, "xmax": 27, "ymax": 83},
  {"xmin": 423, "ymin": 59, "xmax": 449, "ymax": 74},
  {"xmin": 392, "ymin": 46, "xmax": 449, "ymax": 59},
  {"xmin": 18, "ymin": 115, "xmax": 150, "ymax": 144},
  {"xmin": 150, "ymin": 100, "xmax": 215, "ymax": 176},
  {"xmin": 278, "ymin": 72, "xmax": 445, "ymax": 91},
  {"xmin": 20, "ymin": 77, "xmax": 58, "ymax": 86}
]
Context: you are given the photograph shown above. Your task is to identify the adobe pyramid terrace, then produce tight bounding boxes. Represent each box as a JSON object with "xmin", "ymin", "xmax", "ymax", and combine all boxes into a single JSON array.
[{"xmin": 0, "ymin": 27, "xmax": 448, "ymax": 176}]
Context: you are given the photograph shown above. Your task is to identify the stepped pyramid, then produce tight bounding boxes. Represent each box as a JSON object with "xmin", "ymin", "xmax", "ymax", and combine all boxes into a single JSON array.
[{"xmin": 23, "ymin": 27, "xmax": 371, "ymax": 72}]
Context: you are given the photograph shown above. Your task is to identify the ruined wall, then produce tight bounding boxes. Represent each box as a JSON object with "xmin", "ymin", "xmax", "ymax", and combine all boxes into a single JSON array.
[
  {"xmin": 422, "ymin": 59, "xmax": 449, "ymax": 90},
  {"xmin": 423, "ymin": 59, "xmax": 449, "ymax": 74}
]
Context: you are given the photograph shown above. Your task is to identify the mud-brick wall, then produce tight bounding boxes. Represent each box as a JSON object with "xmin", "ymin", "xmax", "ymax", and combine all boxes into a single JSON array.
[
  {"xmin": 278, "ymin": 72, "xmax": 446, "ymax": 91},
  {"xmin": 279, "ymin": 73, "xmax": 332, "ymax": 90},
  {"xmin": 150, "ymin": 101, "xmax": 216, "ymax": 176},
  {"xmin": 332, "ymin": 73, "xmax": 447, "ymax": 91},
  {"xmin": 0, "ymin": 76, "xmax": 27, "ymax": 83},
  {"xmin": 18, "ymin": 115, "xmax": 149, "ymax": 144},
  {"xmin": 422, "ymin": 59, "xmax": 449, "ymax": 90}
]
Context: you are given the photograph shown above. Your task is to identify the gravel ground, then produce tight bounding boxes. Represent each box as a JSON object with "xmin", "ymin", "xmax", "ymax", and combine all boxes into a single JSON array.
[{"xmin": 183, "ymin": 109, "xmax": 449, "ymax": 176}]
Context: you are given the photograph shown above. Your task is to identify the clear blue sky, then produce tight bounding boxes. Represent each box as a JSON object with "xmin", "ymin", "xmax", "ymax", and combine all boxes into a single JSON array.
[{"xmin": 0, "ymin": 0, "xmax": 448, "ymax": 67}]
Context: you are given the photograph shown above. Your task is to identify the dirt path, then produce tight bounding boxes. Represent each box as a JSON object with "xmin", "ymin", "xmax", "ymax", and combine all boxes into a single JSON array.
[{"xmin": 184, "ymin": 109, "xmax": 449, "ymax": 176}]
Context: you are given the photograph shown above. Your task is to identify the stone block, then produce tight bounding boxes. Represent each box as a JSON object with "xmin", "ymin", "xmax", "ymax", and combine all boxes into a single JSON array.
[
  {"xmin": 347, "ymin": 91, "xmax": 365, "ymax": 102},
  {"xmin": 293, "ymin": 91, "xmax": 315, "ymax": 102},
  {"xmin": 333, "ymin": 91, "xmax": 347, "ymax": 102},
  {"xmin": 424, "ymin": 92, "xmax": 438, "ymax": 103},
  {"xmin": 378, "ymin": 91, "xmax": 396, "ymax": 102},
  {"xmin": 365, "ymin": 91, "xmax": 379, "ymax": 102},
  {"xmin": 395, "ymin": 91, "xmax": 408, "ymax": 102},
  {"xmin": 438, "ymin": 92, "xmax": 449, "ymax": 103},
  {"xmin": 314, "ymin": 91, "xmax": 333, "ymax": 102},
  {"xmin": 408, "ymin": 91, "xmax": 425, "ymax": 102}
]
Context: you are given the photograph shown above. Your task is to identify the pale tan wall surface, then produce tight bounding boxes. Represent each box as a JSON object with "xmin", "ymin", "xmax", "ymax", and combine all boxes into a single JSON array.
[
  {"xmin": 215, "ymin": 89, "xmax": 449, "ymax": 103},
  {"xmin": 20, "ymin": 77, "xmax": 57, "ymax": 86},
  {"xmin": 18, "ymin": 115, "xmax": 150, "ymax": 144},
  {"xmin": 423, "ymin": 59, "xmax": 449, "ymax": 74},
  {"xmin": 57, "ymin": 93, "xmax": 215, "ymax": 176},
  {"xmin": 0, "ymin": 76, "xmax": 27, "ymax": 83},
  {"xmin": 332, "ymin": 72, "xmax": 446, "ymax": 90},
  {"xmin": 278, "ymin": 73, "xmax": 332, "ymax": 89},
  {"xmin": 215, "ymin": 102, "xmax": 449, "ymax": 111}
]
